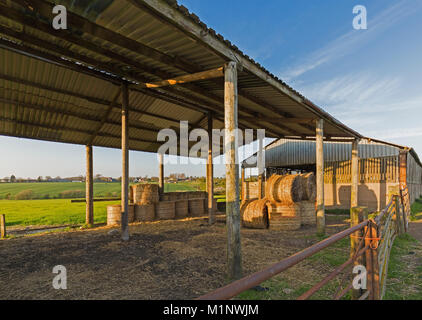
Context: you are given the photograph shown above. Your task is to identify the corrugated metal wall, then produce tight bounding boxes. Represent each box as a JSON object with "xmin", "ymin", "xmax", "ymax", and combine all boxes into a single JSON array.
[
  {"xmin": 407, "ymin": 153, "xmax": 422, "ymax": 202},
  {"xmin": 256, "ymin": 139, "xmax": 400, "ymax": 169}
]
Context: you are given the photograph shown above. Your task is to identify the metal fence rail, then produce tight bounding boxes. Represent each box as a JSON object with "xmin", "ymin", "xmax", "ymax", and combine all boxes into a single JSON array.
[{"xmin": 198, "ymin": 189, "xmax": 409, "ymax": 300}]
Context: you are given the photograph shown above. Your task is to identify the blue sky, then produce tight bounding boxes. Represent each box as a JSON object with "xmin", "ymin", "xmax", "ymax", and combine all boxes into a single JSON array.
[{"xmin": 1, "ymin": 0, "xmax": 421, "ymax": 179}]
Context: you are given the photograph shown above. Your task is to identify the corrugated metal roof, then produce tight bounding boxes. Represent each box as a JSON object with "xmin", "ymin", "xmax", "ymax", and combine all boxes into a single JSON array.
[
  {"xmin": 242, "ymin": 138, "xmax": 422, "ymax": 169},
  {"xmin": 0, "ymin": 0, "xmax": 362, "ymax": 155}
]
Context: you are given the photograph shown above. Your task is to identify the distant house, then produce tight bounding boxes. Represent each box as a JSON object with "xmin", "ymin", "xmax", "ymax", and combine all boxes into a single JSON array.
[{"xmin": 0, "ymin": 178, "xmax": 10, "ymax": 183}]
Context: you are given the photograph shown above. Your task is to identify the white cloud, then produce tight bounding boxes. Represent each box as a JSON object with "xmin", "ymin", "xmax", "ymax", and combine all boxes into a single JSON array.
[
  {"xmin": 365, "ymin": 127, "xmax": 422, "ymax": 140},
  {"xmin": 297, "ymin": 71, "xmax": 422, "ymax": 140},
  {"xmin": 280, "ymin": 0, "xmax": 422, "ymax": 81}
]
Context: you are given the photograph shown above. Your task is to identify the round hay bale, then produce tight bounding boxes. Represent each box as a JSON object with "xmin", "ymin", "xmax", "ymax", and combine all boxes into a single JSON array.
[
  {"xmin": 129, "ymin": 185, "xmax": 134, "ymax": 204},
  {"xmin": 267, "ymin": 202, "xmax": 300, "ymax": 217},
  {"xmin": 134, "ymin": 204, "xmax": 155, "ymax": 222},
  {"xmin": 160, "ymin": 192, "xmax": 180, "ymax": 201},
  {"xmin": 107, "ymin": 204, "xmax": 135, "ymax": 226},
  {"xmin": 298, "ymin": 201, "xmax": 316, "ymax": 226},
  {"xmin": 179, "ymin": 192, "xmax": 189, "ymax": 200},
  {"xmin": 266, "ymin": 174, "xmax": 304, "ymax": 203},
  {"xmin": 241, "ymin": 199, "xmax": 269, "ymax": 229},
  {"xmin": 133, "ymin": 184, "xmax": 159, "ymax": 204},
  {"xmin": 267, "ymin": 202, "xmax": 301, "ymax": 230},
  {"xmin": 189, "ymin": 198, "xmax": 205, "ymax": 217},
  {"xmin": 160, "ymin": 193, "xmax": 170, "ymax": 201},
  {"xmin": 155, "ymin": 201, "xmax": 176, "ymax": 220},
  {"xmin": 270, "ymin": 215, "xmax": 301, "ymax": 231},
  {"xmin": 175, "ymin": 200, "xmax": 189, "ymax": 219},
  {"xmin": 107, "ymin": 205, "xmax": 121, "ymax": 226},
  {"xmin": 301, "ymin": 173, "xmax": 316, "ymax": 201}
]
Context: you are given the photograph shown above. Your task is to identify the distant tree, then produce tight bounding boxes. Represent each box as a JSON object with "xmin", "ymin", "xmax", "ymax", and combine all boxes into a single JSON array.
[
  {"xmin": 10, "ymin": 175, "xmax": 16, "ymax": 183},
  {"xmin": 45, "ymin": 176, "xmax": 52, "ymax": 181},
  {"xmin": 37, "ymin": 176, "xmax": 43, "ymax": 182},
  {"xmin": 54, "ymin": 176, "xmax": 61, "ymax": 181}
]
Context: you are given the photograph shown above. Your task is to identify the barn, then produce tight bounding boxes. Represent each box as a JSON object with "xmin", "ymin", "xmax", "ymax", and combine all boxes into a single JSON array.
[{"xmin": 242, "ymin": 137, "xmax": 422, "ymax": 212}]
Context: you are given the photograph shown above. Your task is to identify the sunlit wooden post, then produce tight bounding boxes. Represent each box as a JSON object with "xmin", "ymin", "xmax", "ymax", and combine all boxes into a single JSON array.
[
  {"xmin": 207, "ymin": 113, "xmax": 215, "ymax": 224},
  {"xmin": 159, "ymin": 153, "xmax": 164, "ymax": 194},
  {"xmin": 121, "ymin": 83, "xmax": 129, "ymax": 241},
  {"xmin": 241, "ymin": 166, "xmax": 245, "ymax": 202},
  {"xmin": 258, "ymin": 135, "xmax": 264, "ymax": 199},
  {"xmin": 0, "ymin": 214, "xmax": 6, "ymax": 239},
  {"xmin": 350, "ymin": 206, "xmax": 368, "ymax": 299},
  {"xmin": 225, "ymin": 61, "xmax": 242, "ymax": 280},
  {"xmin": 85, "ymin": 145, "xmax": 94, "ymax": 226},
  {"xmin": 365, "ymin": 221, "xmax": 380, "ymax": 300},
  {"xmin": 316, "ymin": 119, "xmax": 325, "ymax": 235},
  {"xmin": 394, "ymin": 195, "xmax": 404, "ymax": 235},
  {"xmin": 351, "ymin": 139, "xmax": 359, "ymax": 208}
]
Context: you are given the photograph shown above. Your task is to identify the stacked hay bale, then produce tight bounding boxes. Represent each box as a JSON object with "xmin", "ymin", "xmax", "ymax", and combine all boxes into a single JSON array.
[
  {"xmin": 299, "ymin": 173, "xmax": 317, "ymax": 226},
  {"xmin": 107, "ymin": 204, "xmax": 135, "ymax": 226},
  {"xmin": 266, "ymin": 202, "xmax": 301, "ymax": 230},
  {"xmin": 133, "ymin": 184, "xmax": 159, "ymax": 204},
  {"xmin": 189, "ymin": 198, "xmax": 205, "ymax": 217},
  {"xmin": 241, "ymin": 173, "xmax": 316, "ymax": 230},
  {"xmin": 265, "ymin": 174, "xmax": 303, "ymax": 230},
  {"xmin": 107, "ymin": 186, "xmax": 214, "ymax": 224},
  {"xmin": 156, "ymin": 201, "xmax": 176, "ymax": 220},
  {"xmin": 175, "ymin": 199, "xmax": 189, "ymax": 219},
  {"xmin": 133, "ymin": 184, "xmax": 159, "ymax": 222}
]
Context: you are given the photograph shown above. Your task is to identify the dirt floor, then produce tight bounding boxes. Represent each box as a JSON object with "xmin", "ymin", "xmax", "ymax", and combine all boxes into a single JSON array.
[{"xmin": 0, "ymin": 215, "xmax": 349, "ymax": 300}]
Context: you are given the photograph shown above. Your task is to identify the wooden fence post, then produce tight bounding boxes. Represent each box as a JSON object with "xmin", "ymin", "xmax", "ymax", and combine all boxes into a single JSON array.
[
  {"xmin": 365, "ymin": 221, "xmax": 380, "ymax": 300},
  {"xmin": 316, "ymin": 118, "xmax": 325, "ymax": 235},
  {"xmin": 394, "ymin": 195, "xmax": 404, "ymax": 235},
  {"xmin": 350, "ymin": 206, "xmax": 368, "ymax": 300},
  {"xmin": 1, "ymin": 214, "xmax": 6, "ymax": 239}
]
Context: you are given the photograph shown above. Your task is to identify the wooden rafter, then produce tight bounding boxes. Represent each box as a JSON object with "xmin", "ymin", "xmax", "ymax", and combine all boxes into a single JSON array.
[{"xmin": 136, "ymin": 67, "xmax": 224, "ymax": 89}]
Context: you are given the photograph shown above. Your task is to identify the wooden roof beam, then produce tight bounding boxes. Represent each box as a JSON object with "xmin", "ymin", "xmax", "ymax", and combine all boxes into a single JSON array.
[{"xmin": 136, "ymin": 67, "xmax": 224, "ymax": 89}]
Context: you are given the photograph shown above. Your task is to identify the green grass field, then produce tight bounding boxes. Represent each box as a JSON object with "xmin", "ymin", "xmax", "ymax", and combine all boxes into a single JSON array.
[
  {"xmin": 0, "ymin": 181, "xmax": 203, "ymax": 200},
  {"xmin": 1, "ymin": 199, "xmax": 120, "ymax": 227},
  {"xmin": 0, "ymin": 182, "xmax": 122, "ymax": 199}
]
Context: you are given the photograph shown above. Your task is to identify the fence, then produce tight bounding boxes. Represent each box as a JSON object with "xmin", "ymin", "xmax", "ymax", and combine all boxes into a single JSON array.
[{"xmin": 198, "ymin": 189, "xmax": 410, "ymax": 300}]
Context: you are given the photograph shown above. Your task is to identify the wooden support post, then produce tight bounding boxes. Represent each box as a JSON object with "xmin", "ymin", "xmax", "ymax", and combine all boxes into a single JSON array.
[
  {"xmin": 399, "ymin": 150, "xmax": 407, "ymax": 190},
  {"xmin": 207, "ymin": 113, "xmax": 215, "ymax": 225},
  {"xmin": 241, "ymin": 167, "xmax": 245, "ymax": 202},
  {"xmin": 394, "ymin": 195, "xmax": 404, "ymax": 235},
  {"xmin": 350, "ymin": 206, "xmax": 368, "ymax": 299},
  {"xmin": 159, "ymin": 153, "xmax": 164, "ymax": 194},
  {"xmin": 258, "ymin": 135, "xmax": 264, "ymax": 199},
  {"xmin": 316, "ymin": 119, "xmax": 325, "ymax": 235},
  {"xmin": 351, "ymin": 139, "xmax": 359, "ymax": 208},
  {"xmin": 224, "ymin": 61, "xmax": 242, "ymax": 280},
  {"xmin": 121, "ymin": 83, "xmax": 129, "ymax": 241},
  {"xmin": 1, "ymin": 214, "xmax": 6, "ymax": 239},
  {"xmin": 85, "ymin": 145, "xmax": 94, "ymax": 226},
  {"xmin": 364, "ymin": 221, "xmax": 380, "ymax": 300}
]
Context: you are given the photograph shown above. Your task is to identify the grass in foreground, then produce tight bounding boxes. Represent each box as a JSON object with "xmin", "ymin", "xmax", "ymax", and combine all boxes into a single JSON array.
[
  {"xmin": 384, "ymin": 233, "xmax": 422, "ymax": 300},
  {"xmin": 410, "ymin": 198, "xmax": 422, "ymax": 221}
]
